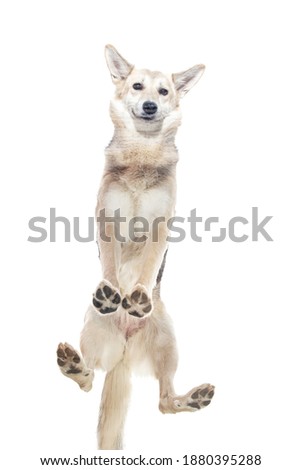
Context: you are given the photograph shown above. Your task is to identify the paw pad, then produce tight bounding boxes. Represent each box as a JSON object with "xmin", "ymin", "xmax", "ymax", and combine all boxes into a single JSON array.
[
  {"xmin": 56, "ymin": 343, "xmax": 83, "ymax": 375},
  {"xmin": 122, "ymin": 284, "xmax": 152, "ymax": 317},
  {"xmin": 188, "ymin": 384, "xmax": 215, "ymax": 410},
  {"xmin": 92, "ymin": 281, "xmax": 121, "ymax": 314}
]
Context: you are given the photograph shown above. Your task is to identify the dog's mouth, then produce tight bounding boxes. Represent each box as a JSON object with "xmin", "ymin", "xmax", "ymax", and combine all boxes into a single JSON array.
[
  {"xmin": 141, "ymin": 115, "xmax": 155, "ymax": 121},
  {"xmin": 132, "ymin": 110, "xmax": 157, "ymax": 121}
]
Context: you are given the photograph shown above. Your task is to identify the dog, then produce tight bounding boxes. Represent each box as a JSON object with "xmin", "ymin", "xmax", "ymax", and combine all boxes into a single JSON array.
[{"xmin": 57, "ymin": 45, "xmax": 214, "ymax": 450}]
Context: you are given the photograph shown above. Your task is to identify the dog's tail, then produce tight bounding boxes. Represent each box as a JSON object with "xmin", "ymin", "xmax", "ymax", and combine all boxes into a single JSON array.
[{"xmin": 97, "ymin": 360, "xmax": 131, "ymax": 450}]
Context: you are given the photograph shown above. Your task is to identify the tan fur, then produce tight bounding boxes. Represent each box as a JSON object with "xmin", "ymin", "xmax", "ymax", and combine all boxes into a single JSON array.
[{"xmin": 57, "ymin": 45, "xmax": 214, "ymax": 450}]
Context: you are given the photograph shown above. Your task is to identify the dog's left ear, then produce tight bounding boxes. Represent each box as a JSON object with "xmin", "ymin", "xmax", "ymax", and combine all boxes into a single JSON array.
[
  {"xmin": 172, "ymin": 64, "xmax": 205, "ymax": 97},
  {"xmin": 105, "ymin": 44, "xmax": 134, "ymax": 83}
]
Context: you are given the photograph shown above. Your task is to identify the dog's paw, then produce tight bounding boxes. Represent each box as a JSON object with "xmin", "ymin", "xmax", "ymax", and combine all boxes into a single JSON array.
[
  {"xmin": 122, "ymin": 284, "xmax": 153, "ymax": 317},
  {"xmin": 57, "ymin": 343, "xmax": 84, "ymax": 375},
  {"xmin": 186, "ymin": 383, "xmax": 215, "ymax": 410},
  {"xmin": 56, "ymin": 343, "xmax": 93, "ymax": 391},
  {"xmin": 159, "ymin": 384, "xmax": 215, "ymax": 414},
  {"xmin": 92, "ymin": 280, "xmax": 121, "ymax": 314}
]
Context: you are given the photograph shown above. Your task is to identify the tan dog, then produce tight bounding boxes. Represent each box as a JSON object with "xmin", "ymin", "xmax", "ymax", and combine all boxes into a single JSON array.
[{"xmin": 57, "ymin": 45, "xmax": 214, "ymax": 450}]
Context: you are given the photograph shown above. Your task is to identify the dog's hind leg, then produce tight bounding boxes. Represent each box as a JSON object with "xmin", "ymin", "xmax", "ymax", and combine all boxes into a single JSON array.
[
  {"xmin": 57, "ymin": 303, "xmax": 126, "ymax": 394},
  {"xmin": 56, "ymin": 342, "xmax": 94, "ymax": 392},
  {"xmin": 159, "ymin": 380, "xmax": 215, "ymax": 414},
  {"xmin": 150, "ymin": 297, "xmax": 215, "ymax": 414}
]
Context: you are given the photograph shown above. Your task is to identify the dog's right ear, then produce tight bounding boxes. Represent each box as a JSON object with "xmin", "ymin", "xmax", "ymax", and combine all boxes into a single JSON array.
[
  {"xmin": 105, "ymin": 45, "xmax": 134, "ymax": 83},
  {"xmin": 172, "ymin": 64, "xmax": 205, "ymax": 97}
]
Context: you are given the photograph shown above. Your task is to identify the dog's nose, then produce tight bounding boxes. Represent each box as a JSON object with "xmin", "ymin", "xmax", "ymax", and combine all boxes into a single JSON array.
[{"xmin": 142, "ymin": 101, "xmax": 158, "ymax": 115}]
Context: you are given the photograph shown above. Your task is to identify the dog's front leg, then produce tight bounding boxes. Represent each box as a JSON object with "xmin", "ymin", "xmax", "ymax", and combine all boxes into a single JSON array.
[
  {"xmin": 122, "ymin": 223, "xmax": 168, "ymax": 317},
  {"xmin": 92, "ymin": 220, "xmax": 122, "ymax": 315}
]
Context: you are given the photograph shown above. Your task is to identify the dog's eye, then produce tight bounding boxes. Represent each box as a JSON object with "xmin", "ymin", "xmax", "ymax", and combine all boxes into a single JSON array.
[
  {"xmin": 159, "ymin": 88, "xmax": 168, "ymax": 96},
  {"xmin": 133, "ymin": 83, "xmax": 143, "ymax": 90}
]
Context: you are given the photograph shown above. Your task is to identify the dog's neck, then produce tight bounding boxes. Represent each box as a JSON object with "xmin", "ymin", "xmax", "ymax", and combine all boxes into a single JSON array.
[{"xmin": 105, "ymin": 100, "xmax": 181, "ymax": 167}]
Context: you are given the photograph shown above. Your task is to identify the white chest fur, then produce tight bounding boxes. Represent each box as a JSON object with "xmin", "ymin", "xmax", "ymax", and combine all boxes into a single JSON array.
[{"xmin": 104, "ymin": 183, "xmax": 174, "ymax": 241}]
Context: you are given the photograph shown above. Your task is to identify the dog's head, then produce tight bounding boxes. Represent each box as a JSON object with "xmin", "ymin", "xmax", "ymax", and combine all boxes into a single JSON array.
[{"xmin": 105, "ymin": 45, "xmax": 205, "ymax": 133}]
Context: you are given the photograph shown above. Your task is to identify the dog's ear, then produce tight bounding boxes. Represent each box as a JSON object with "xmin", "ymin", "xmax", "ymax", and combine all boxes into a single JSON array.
[
  {"xmin": 105, "ymin": 45, "xmax": 134, "ymax": 83},
  {"xmin": 172, "ymin": 64, "xmax": 205, "ymax": 97}
]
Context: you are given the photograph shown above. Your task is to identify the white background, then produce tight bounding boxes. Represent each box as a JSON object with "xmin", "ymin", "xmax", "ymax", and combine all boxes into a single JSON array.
[{"xmin": 0, "ymin": 1, "xmax": 300, "ymax": 468}]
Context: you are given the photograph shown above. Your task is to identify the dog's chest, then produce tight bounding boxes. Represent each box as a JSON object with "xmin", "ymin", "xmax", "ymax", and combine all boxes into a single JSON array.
[
  {"xmin": 104, "ymin": 166, "xmax": 174, "ymax": 222},
  {"xmin": 114, "ymin": 164, "xmax": 171, "ymax": 191}
]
